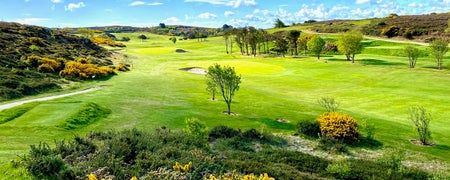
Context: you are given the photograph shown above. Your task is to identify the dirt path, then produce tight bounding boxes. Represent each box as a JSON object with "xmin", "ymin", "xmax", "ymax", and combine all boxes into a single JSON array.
[{"xmin": 0, "ymin": 87, "xmax": 103, "ymax": 111}]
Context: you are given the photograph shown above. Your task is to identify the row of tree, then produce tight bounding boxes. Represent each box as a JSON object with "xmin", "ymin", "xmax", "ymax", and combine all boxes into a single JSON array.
[{"xmin": 223, "ymin": 28, "xmax": 364, "ymax": 62}]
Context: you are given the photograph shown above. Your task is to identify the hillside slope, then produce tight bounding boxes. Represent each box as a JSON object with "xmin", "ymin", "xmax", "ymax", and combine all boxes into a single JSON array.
[{"xmin": 0, "ymin": 22, "xmax": 113, "ymax": 101}]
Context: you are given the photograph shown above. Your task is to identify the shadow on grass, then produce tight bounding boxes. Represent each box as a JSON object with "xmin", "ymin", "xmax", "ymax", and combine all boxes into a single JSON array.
[
  {"xmin": 434, "ymin": 144, "xmax": 450, "ymax": 151},
  {"xmin": 256, "ymin": 118, "xmax": 295, "ymax": 131},
  {"xmin": 349, "ymin": 137, "xmax": 383, "ymax": 150},
  {"xmin": 327, "ymin": 58, "xmax": 349, "ymax": 62},
  {"xmin": 359, "ymin": 59, "xmax": 405, "ymax": 66}
]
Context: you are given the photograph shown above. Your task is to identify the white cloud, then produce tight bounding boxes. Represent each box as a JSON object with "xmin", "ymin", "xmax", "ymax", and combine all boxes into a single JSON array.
[
  {"xmin": 148, "ymin": 2, "xmax": 163, "ymax": 5},
  {"xmin": 162, "ymin": 17, "xmax": 179, "ymax": 24},
  {"xmin": 16, "ymin": 18, "xmax": 50, "ymax": 25},
  {"xmin": 64, "ymin": 2, "xmax": 85, "ymax": 11},
  {"xmin": 198, "ymin": 12, "xmax": 217, "ymax": 19},
  {"xmin": 224, "ymin": 11, "xmax": 235, "ymax": 17},
  {"xmin": 130, "ymin": 1, "xmax": 145, "ymax": 6},
  {"xmin": 51, "ymin": 0, "xmax": 63, "ymax": 3},
  {"xmin": 184, "ymin": 0, "xmax": 256, "ymax": 8},
  {"xmin": 356, "ymin": 0, "xmax": 370, "ymax": 4},
  {"xmin": 279, "ymin": 4, "xmax": 288, "ymax": 7}
]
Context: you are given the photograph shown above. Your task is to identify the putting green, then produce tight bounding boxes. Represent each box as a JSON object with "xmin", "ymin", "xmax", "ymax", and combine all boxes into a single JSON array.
[{"xmin": 188, "ymin": 61, "xmax": 285, "ymax": 75}]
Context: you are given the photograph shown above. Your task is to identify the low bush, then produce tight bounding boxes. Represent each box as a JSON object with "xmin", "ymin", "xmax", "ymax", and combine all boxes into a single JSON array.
[
  {"xmin": 317, "ymin": 112, "xmax": 360, "ymax": 143},
  {"xmin": 317, "ymin": 136, "xmax": 348, "ymax": 154},
  {"xmin": 209, "ymin": 125, "xmax": 240, "ymax": 140},
  {"xmin": 296, "ymin": 119, "xmax": 321, "ymax": 138}
]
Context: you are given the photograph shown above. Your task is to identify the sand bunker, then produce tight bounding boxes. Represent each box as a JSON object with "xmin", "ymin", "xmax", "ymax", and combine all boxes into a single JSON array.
[{"xmin": 179, "ymin": 67, "xmax": 207, "ymax": 75}]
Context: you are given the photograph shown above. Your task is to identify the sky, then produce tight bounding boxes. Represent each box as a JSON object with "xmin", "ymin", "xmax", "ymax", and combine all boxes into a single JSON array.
[{"xmin": 1, "ymin": 0, "xmax": 449, "ymax": 28}]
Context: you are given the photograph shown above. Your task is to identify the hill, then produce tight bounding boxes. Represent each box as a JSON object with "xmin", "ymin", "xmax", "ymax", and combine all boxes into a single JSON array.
[
  {"xmin": 0, "ymin": 22, "xmax": 114, "ymax": 101},
  {"xmin": 293, "ymin": 12, "xmax": 450, "ymax": 41}
]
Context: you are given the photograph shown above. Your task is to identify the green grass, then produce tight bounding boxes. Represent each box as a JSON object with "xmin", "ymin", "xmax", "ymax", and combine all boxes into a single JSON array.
[{"xmin": 0, "ymin": 32, "xmax": 450, "ymax": 176}]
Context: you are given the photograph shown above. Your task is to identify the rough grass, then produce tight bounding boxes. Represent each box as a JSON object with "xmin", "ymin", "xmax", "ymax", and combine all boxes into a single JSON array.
[
  {"xmin": 0, "ymin": 102, "xmax": 38, "ymax": 124},
  {"xmin": 58, "ymin": 102, "xmax": 111, "ymax": 130}
]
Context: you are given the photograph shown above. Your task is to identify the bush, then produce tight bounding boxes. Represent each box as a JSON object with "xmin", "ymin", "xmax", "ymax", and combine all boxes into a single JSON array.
[
  {"xmin": 317, "ymin": 112, "xmax": 359, "ymax": 143},
  {"xmin": 318, "ymin": 136, "xmax": 348, "ymax": 154},
  {"xmin": 209, "ymin": 125, "xmax": 240, "ymax": 140},
  {"xmin": 296, "ymin": 120, "xmax": 321, "ymax": 138}
]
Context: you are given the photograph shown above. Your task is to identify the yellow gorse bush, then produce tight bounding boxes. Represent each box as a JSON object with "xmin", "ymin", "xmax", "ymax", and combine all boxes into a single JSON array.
[
  {"xmin": 317, "ymin": 112, "xmax": 359, "ymax": 142},
  {"xmin": 205, "ymin": 173, "xmax": 275, "ymax": 180},
  {"xmin": 173, "ymin": 161, "xmax": 192, "ymax": 173},
  {"xmin": 87, "ymin": 173, "xmax": 135, "ymax": 180}
]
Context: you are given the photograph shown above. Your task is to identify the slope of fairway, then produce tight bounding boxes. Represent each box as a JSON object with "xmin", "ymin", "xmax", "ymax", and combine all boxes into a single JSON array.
[{"xmin": 0, "ymin": 33, "xmax": 449, "ymax": 177}]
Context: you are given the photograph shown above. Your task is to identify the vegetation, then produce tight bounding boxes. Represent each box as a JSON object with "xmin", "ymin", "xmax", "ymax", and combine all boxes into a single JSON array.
[
  {"xmin": 429, "ymin": 39, "xmax": 449, "ymax": 70},
  {"xmin": 15, "ymin": 127, "xmax": 430, "ymax": 179},
  {"xmin": 317, "ymin": 112, "xmax": 360, "ymax": 143},
  {"xmin": 307, "ymin": 35, "xmax": 325, "ymax": 60},
  {"xmin": 337, "ymin": 30, "xmax": 363, "ymax": 63},
  {"xmin": 1, "ymin": 23, "xmax": 450, "ymax": 178},
  {"xmin": 405, "ymin": 46, "xmax": 421, "ymax": 68},
  {"xmin": 409, "ymin": 106, "xmax": 432, "ymax": 145},
  {"xmin": 206, "ymin": 64, "xmax": 241, "ymax": 115},
  {"xmin": 317, "ymin": 97, "xmax": 339, "ymax": 112},
  {"xmin": 274, "ymin": 18, "xmax": 287, "ymax": 28}
]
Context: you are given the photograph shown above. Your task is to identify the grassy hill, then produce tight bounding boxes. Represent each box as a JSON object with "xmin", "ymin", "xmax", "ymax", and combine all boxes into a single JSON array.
[
  {"xmin": 281, "ymin": 12, "xmax": 450, "ymax": 41},
  {"xmin": 0, "ymin": 22, "xmax": 115, "ymax": 101}
]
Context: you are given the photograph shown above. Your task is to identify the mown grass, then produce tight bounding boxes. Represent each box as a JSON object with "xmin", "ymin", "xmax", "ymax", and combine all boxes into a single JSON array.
[{"xmin": 0, "ymin": 32, "xmax": 449, "ymax": 177}]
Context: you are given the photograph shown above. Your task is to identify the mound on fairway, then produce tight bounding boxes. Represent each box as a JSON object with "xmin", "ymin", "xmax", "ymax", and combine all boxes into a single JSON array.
[{"xmin": 58, "ymin": 102, "xmax": 111, "ymax": 130}]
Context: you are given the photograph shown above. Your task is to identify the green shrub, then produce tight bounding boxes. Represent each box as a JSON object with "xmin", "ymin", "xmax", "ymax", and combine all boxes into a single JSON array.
[
  {"xmin": 317, "ymin": 112, "xmax": 360, "ymax": 143},
  {"xmin": 318, "ymin": 136, "xmax": 348, "ymax": 154},
  {"xmin": 209, "ymin": 125, "xmax": 240, "ymax": 140},
  {"xmin": 184, "ymin": 118, "xmax": 208, "ymax": 140},
  {"xmin": 326, "ymin": 158, "xmax": 351, "ymax": 179},
  {"xmin": 296, "ymin": 119, "xmax": 321, "ymax": 138}
]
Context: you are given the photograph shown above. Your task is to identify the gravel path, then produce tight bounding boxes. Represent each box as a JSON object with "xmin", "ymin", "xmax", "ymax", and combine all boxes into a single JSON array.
[{"xmin": 0, "ymin": 87, "xmax": 103, "ymax": 111}]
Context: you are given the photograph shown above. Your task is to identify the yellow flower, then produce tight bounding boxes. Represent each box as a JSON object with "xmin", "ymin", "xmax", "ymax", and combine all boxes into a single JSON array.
[{"xmin": 88, "ymin": 173, "xmax": 98, "ymax": 180}]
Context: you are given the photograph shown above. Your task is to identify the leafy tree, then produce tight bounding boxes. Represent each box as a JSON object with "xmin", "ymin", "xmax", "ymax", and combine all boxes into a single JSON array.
[
  {"xmin": 404, "ymin": 46, "xmax": 420, "ymax": 68},
  {"xmin": 297, "ymin": 34, "xmax": 311, "ymax": 55},
  {"xmin": 307, "ymin": 35, "xmax": 325, "ymax": 60},
  {"xmin": 409, "ymin": 106, "xmax": 432, "ymax": 145},
  {"xmin": 206, "ymin": 64, "xmax": 241, "ymax": 115},
  {"xmin": 429, "ymin": 39, "xmax": 449, "ymax": 70},
  {"xmin": 271, "ymin": 31, "xmax": 288, "ymax": 57},
  {"xmin": 171, "ymin": 37, "xmax": 177, "ymax": 44},
  {"xmin": 159, "ymin": 23, "xmax": 166, "ymax": 28},
  {"xmin": 286, "ymin": 30, "xmax": 301, "ymax": 56},
  {"xmin": 318, "ymin": 97, "xmax": 339, "ymax": 112},
  {"xmin": 274, "ymin": 18, "xmax": 287, "ymax": 28},
  {"xmin": 121, "ymin": 36, "xmax": 130, "ymax": 42},
  {"xmin": 137, "ymin": 34, "xmax": 147, "ymax": 42},
  {"xmin": 206, "ymin": 78, "xmax": 218, "ymax": 100},
  {"xmin": 337, "ymin": 30, "xmax": 363, "ymax": 63}
]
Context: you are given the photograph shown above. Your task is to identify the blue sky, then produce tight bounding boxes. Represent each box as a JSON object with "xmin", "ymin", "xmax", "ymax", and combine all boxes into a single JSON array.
[{"xmin": 1, "ymin": 0, "xmax": 449, "ymax": 28}]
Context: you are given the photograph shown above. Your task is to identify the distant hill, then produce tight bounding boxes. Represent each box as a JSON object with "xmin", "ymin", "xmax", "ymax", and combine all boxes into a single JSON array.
[
  {"xmin": 0, "ymin": 22, "xmax": 113, "ymax": 101},
  {"xmin": 297, "ymin": 12, "xmax": 450, "ymax": 41}
]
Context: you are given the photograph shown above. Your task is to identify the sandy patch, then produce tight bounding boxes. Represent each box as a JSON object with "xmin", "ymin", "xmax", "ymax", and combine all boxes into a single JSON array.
[{"xmin": 179, "ymin": 67, "xmax": 207, "ymax": 75}]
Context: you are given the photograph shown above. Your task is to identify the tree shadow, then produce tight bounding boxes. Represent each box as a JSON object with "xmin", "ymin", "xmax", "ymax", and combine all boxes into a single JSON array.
[
  {"xmin": 433, "ymin": 144, "xmax": 450, "ymax": 151},
  {"xmin": 359, "ymin": 59, "xmax": 405, "ymax": 66},
  {"xmin": 349, "ymin": 137, "xmax": 383, "ymax": 150},
  {"xmin": 327, "ymin": 58, "xmax": 349, "ymax": 62},
  {"xmin": 361, "ymin": 41, "xmax": 378, "ymax": 47}
]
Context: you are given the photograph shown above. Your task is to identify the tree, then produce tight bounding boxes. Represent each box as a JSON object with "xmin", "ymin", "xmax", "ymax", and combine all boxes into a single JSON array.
[
  {"xmin": 274, "ymin": 18, "xmax": 286, "ymax": 28},
  {"xmin": 381, "ymin": 25, "xmax": 400, "ymax": 38},
  {"xmin": 409, "ymin": 106, "xmax": 432, "ymax": 145},
  {"xmin": 272, "ymin": 31, "xmax": 288, "ymax": 57},
  {"xmin": 137, "ymin": 34, "xmax": 147, "ymax": 42},
  {"xmin": 297, "ymin": 34, "xmax": 310, "ymax": 55},
  {"xmin": 159, "ymin": 23, "xmax": 166, "ymax": 28},
  {"xmin": 429, "ymin": 39, "xmax": 449, "ymax": 70},
  {"xmin": 286, "ymin": 30, "xmax": 301, "ymax": 56},
  {"xmin": 337, "ymin": 30, "xmax": 363, "ymax": 63},
  {"xmin": 307, "ymin": 35, "xmax": 325, "ymax": 60},
  {"xmin": 121, "ymin": 37, "xmax": 130, "ymax": 42},
  {"xmin": 171, "ymin": 37, "xmax": 177, "ymax": 44},
  {"xmin": 404, "ymin": 46, "xmax": 420, "ymax": 68},
  {"xmin": 206, "ymin": 78, "xmax": 217, "ymax": 100},
  {"xmin": 206, "ymin": 64, "xmax": 241, "ymax": 115}
]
